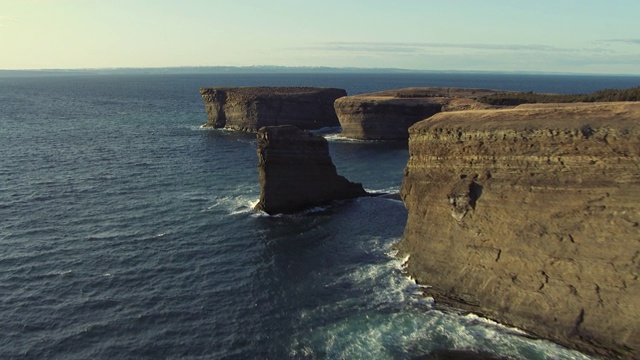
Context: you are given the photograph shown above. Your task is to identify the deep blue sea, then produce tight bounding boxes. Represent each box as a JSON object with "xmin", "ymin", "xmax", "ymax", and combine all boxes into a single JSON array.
[{"xmin": 1, "ymin": 72, "xmax": 638, "ymax": 359}]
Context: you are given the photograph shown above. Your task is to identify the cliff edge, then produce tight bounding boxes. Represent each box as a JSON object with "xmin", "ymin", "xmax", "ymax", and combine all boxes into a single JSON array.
[
  {"xmin": 398, "ymin": 102, "xmax": 640, "ymax": 358},
  {"xmin": 333, "ymin": 87, "xmax": 504, "ymax": 140},
  {"xmin": 200, "ymin": 87, "xmax": 346, "ymax": 132},
  {"xmin": 254, "ymin": 125, "xmax": 367, "ymax": 214}
]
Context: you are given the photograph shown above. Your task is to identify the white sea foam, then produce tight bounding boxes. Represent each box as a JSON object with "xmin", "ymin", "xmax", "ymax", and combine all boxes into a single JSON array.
[
  {"xmin": 230, "ymin": 198, "xmax": 259, "ymax": 215},
  {"xmin": 153, "ymin": 232, "xmax": 166, "ymax": 238},
  {"xmin": 364, "ymin": 185, "xmax": 401, "ymax": 195},
  {"xmin": 292, "ymin": 302, "xmax": 595, "ymax": 360},
  {"xmin": 288, "ymin": 235, "xmax": 596, "ymax": 360},
  {"xmin": 349, "ymin": 254, "xmax": 426, "ymax": 308},
  {"xmin": 250, "ymin": 202, "xmax": 336, "ymax": 217},
  {"xmin": 459, "ymin": 313, "xmax": 528, "ymax": 336},
  {"xmin": 194, "ymin": 124, "xmax": 229, "ymax": 131},
  {"xmin": 250, "ymin": 208, "xmax": 273, "ymax": 218},
  {"xmin": 205, "ymin": 195, "xmax": 259, "ymax": 215},
  {"xmin": 323, "ymin": 133, "xmax": 367, "ymax": 143},
  {"xmin": 136, "ymin": 232, "xmax": 170, "ymax": 242}
]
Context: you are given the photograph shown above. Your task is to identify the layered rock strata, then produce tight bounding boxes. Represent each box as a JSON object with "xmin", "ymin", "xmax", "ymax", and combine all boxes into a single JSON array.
[
  {"xmin": 334, "ymin": 87, "xmax": 503, "ymax": 140},
  {"xmin": 254, "ymin": 125, "xmax": 367, "ymax": 214},
  {"xmin": 398, "ymin": 102, "xmax": 640, "ymax": 358},
  {"xmin": 200, "ymin": 87, "xmax": 347, "ymax": 131}
]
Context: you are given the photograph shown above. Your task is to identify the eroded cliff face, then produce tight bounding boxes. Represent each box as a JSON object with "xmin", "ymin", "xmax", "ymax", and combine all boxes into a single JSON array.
[
  {"xmin": 333, "ymin": 87, "xmax": 502, "ymax": 140},
  {"xmin": 200, "ymin": 87, "xmax": 346, "ymax": 132},
  {"xmin": 398, "ymin": 102, "xmax": 640, "ymax": 358},
  {"xmin": 254, "ymin": 125, "xmax": 367, "ymax": 215}
]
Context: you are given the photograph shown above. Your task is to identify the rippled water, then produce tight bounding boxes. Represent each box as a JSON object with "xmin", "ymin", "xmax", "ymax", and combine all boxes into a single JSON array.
[{"xmin": 2, "ymin": 72, "xmax": 635, "ymax": 359}]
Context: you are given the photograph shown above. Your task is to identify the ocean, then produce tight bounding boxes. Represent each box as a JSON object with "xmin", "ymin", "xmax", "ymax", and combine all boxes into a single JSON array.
[{"xmin": 1, "ymin": 71, "xmax": 638, "ymax": 359}]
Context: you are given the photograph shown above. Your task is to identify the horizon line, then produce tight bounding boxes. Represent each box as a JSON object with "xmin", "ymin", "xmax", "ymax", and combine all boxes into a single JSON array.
[{"xmin": 0, "ymin": 65, "xmax": 639, "ymax": 77}]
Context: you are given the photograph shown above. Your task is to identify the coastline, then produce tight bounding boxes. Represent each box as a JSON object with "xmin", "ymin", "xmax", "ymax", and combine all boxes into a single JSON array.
[{"xmin": 3, "ymin": 72, "xmax": 638, "ymax": 358}]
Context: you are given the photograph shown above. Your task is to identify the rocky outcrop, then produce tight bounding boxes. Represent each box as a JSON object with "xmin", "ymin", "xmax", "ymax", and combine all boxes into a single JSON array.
[
  {"xmin": 334, "ymin": 87, "xmax": 504, "ymax": 140},
  {"xmin": 254, "ymin": 125, "xmax": 367, "ymax": 214},
  {"xmin": 398, "ymin": 102, "xmax": 640, "ymax": 358},
  {"xmin": 200, "ymin": 87, "xmax": 346, "ymax": 132}
]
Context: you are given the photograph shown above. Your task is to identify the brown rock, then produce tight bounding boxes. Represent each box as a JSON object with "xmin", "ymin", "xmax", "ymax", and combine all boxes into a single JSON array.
[
  {"xmin": 254, "ymin": 125, "xmax": 367, "ymax": 214},
  {"xmin": 200, "ymin": 87, "xmax": 346, "ymax": 132},
  {"xmin": 398, "ymin": 102, "xmax": 640, "ymax": 358},
  {"xmin": 333, "ymin": 87, "xmax": 503, "ymax": 140}
]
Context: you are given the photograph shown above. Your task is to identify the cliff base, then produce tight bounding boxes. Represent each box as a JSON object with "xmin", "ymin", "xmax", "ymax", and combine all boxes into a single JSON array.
[{"xmin": 399, "ymin": 102, "xmax": 640, "ymax": 358}]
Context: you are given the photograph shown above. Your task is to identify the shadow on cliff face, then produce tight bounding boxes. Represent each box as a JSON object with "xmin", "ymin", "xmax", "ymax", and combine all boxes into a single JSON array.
[
  {"xmin": 447, "ymin": 176, "xmax": 483, "ymax": 221},
  {"xmin": 468, "ymin": 180, "xmax": 483, "ymax": 209}
]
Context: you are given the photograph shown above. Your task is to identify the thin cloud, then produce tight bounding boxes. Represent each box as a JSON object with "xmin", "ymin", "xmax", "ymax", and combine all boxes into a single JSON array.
[
  {"xmin": 284, "ymin": 41, "xmax": 636, "ymax": 74},
  {"xmin": 303, "ymin": 41, "xmax": 574, "ymax": 54},
  {"xmin": 598, "ymin": 39, "xmax": 640, "ymax": 46}
]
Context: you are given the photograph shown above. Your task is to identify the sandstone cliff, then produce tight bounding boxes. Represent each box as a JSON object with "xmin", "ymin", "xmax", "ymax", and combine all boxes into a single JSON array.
[
  {"xmin": 200, "ymin": 87, "xmax": 346, "ymax": 132},
  {"xmin": 398, "ymin": 102, "xmax": 640, "ymax": 358},
  {"xmin": 254, "ymin": 125, "xmax": 367, "ymax": 214},
  {"xmin": 333, "ymin": 87, "xmax": 504, "ymax": 140}
]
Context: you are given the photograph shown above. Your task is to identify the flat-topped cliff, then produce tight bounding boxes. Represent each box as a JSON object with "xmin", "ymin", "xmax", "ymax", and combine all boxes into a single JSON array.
[
  {"xmin": 334, "ymin": 87, "xmax": 506, "ymax": 140},
  {"xmin": 398, "ymin": 102, "xmax": 640, "ymax": 358},
  {"xmin": 334, "ymin": 86, "xmax": 640, "ymax": 140},
  {"xmin": 200, "ymin": 87, "xmax": 346, "ymax": 132},
  {"xmin": 254, "ymin": 125, "xmax": 367, "ymax": 214}
]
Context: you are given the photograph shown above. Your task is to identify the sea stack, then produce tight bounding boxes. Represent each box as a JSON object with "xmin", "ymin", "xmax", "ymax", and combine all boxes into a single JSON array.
[
  {"xmin": 254, "ymin": 125, "xmax": 367, "ymax": 214},
  {"xmin": 333, "ymin": 87, "xmax": 501, "ymax": 140},
  {"xmin": 200, "ymin": 87, "xmax": 347, "ymax": 132},
  {"xmin": 398, "ymin": 102, "xmax": 640, "ymax": 358}
]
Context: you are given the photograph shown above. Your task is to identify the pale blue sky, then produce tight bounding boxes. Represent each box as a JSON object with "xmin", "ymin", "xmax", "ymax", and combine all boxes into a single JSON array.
[{"xmin": 1, "ymin": 0, "xmax": 639, "ymax": 74}]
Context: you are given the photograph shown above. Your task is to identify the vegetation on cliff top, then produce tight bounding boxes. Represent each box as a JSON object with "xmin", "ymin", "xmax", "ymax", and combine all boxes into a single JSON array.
[{"xmin": 479, "ymin": 86, "xmax": 640, "ymax": 106}]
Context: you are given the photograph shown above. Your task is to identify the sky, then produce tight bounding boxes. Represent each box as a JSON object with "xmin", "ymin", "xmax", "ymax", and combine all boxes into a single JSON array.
[{"xmin": 1, "ymin": 0, "xmax": 639, "ymax": 74}]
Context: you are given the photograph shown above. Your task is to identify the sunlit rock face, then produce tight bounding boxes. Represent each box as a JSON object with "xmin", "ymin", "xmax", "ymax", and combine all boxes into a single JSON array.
[
  {"xmin": 398, "ymin": 102, "xmax": 640, "ymax": 358},
  {"xmin": 334, "ymin": 87, "xmax": 500, "ymax": 140}
]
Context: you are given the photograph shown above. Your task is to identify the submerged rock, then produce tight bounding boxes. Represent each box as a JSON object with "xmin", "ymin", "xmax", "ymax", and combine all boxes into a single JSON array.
[
  {"xmin": 254, "ymin": 125, "xmax": 367, "ymax": 214},
  {"xmin": 200, "ymin": 86, "xmax": 346, "ymax": 132},
  {"xmin": 414, "ymin": 349, "xmax": 511, "ymax": 360},
  {"xmin": 398, "ymin": 102, "xmax": 640, "ymax": 358}
]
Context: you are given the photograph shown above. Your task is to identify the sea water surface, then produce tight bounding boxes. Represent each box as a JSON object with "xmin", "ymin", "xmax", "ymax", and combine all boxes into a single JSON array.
[{"xmin": 1, "ymin": 72, "xmax": 638, "ymax": 359}]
